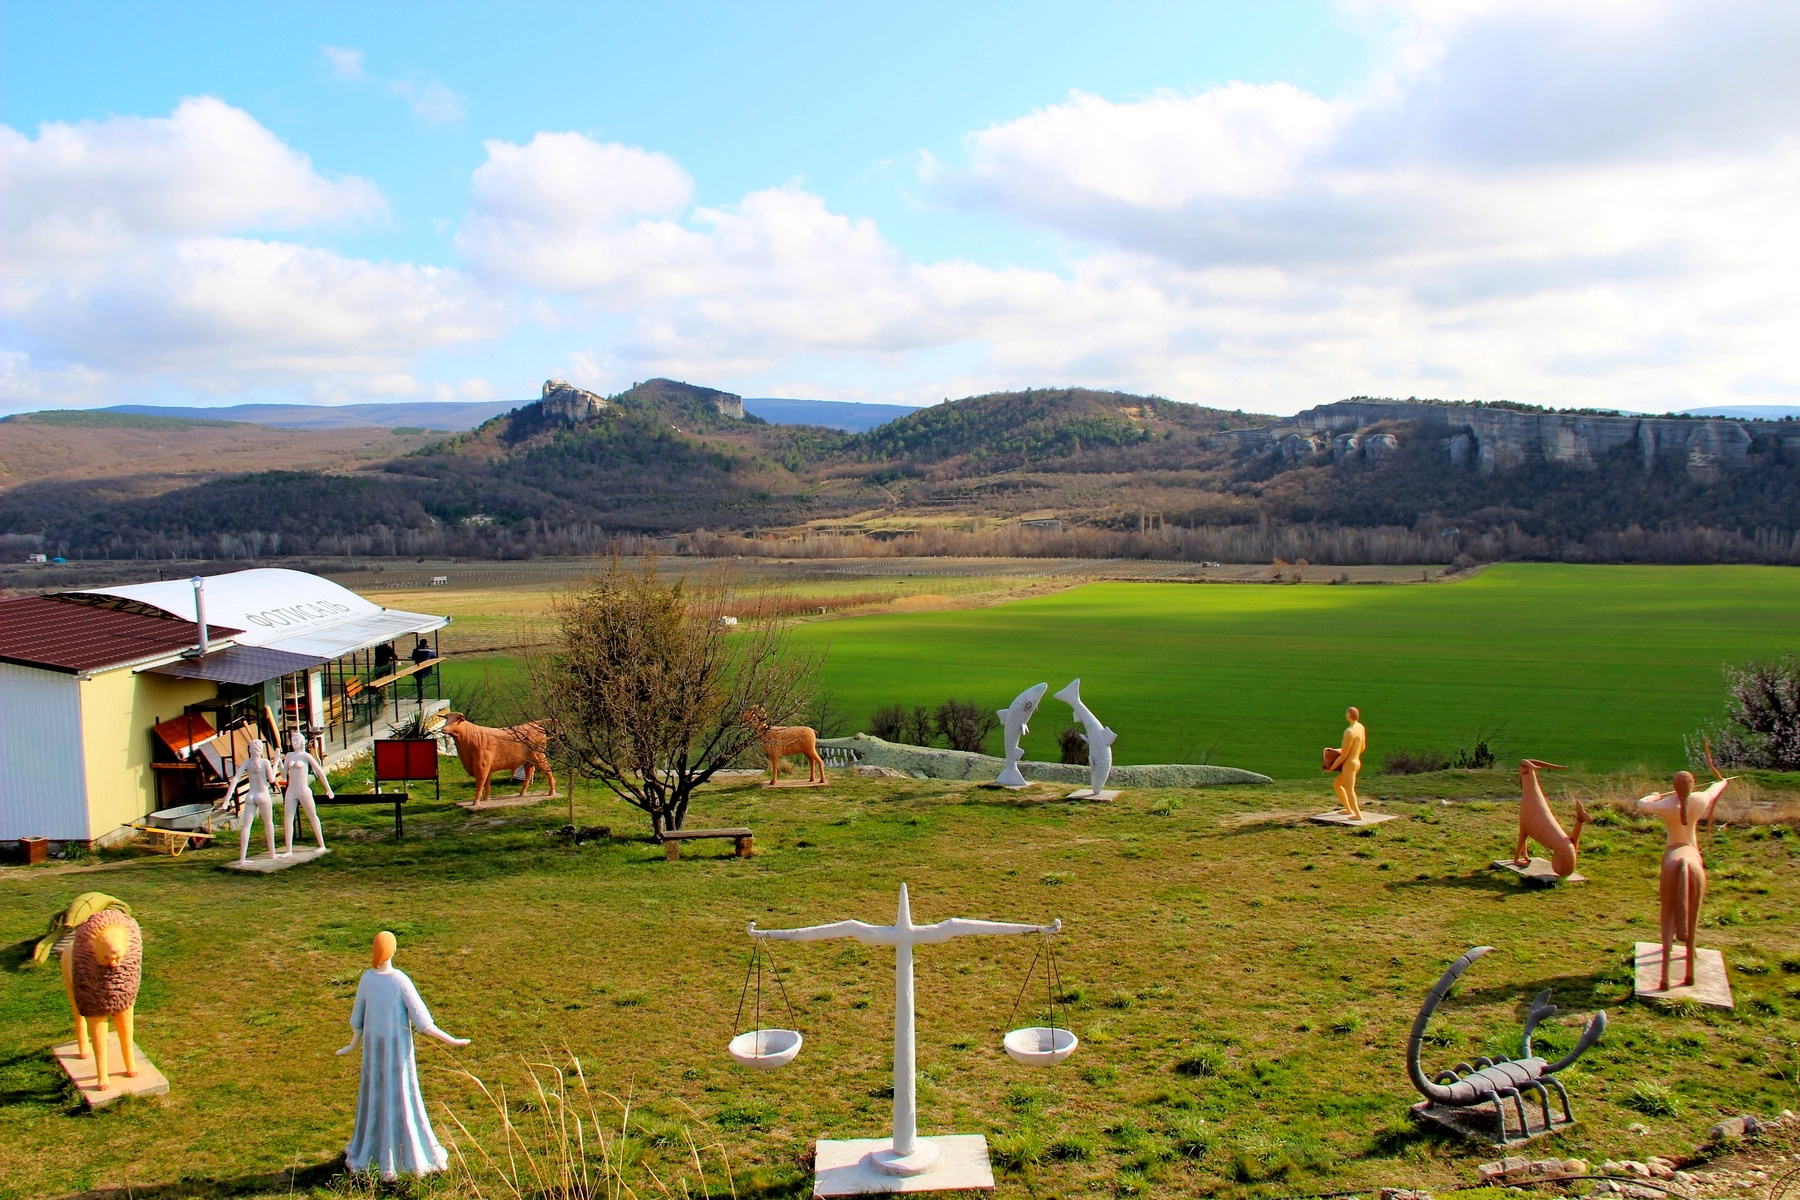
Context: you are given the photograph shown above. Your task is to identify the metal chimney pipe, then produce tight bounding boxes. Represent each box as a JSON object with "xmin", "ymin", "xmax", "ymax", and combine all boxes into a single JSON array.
[{"xmin": 192, "ymin": 576, "xmax": 208, "ymax": 657}]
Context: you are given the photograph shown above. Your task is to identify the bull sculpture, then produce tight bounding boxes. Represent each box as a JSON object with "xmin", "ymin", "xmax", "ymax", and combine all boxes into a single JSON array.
[
  {"xmin": 1408, "ymin": 946, "xmax": 1607, "ymax": 1145},
  {"xmin": 440, "ymin": 712, "xmax": 556, "ymax": 804}
]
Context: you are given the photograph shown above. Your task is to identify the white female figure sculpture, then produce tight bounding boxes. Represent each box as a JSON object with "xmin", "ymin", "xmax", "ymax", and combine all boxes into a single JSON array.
[
  {"xmin": 282, "ymin": 730, "xmax": 334, "ymax": 856},
  {"xmin": 1054, "ymin": 678, "xmax": 1117, "ymax": 796},
  {"xmin": 228, "ymin": 739, "xmax": 283, "ymax": 863},
  {"xmin": 337, "ymin": 931, "xmax": 469, "ymax": 1179}
]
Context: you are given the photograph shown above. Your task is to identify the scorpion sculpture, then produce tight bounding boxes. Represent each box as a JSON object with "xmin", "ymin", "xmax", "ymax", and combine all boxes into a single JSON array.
[{"xmin": 1408, "ymin": 946, "xmax": 1608, "ymax": 1145}]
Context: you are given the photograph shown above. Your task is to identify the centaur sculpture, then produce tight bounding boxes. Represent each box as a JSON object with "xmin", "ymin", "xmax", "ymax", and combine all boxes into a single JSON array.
[{"xmin": 742, "ymin": 706, "xmax": 825, "ymax": 786}]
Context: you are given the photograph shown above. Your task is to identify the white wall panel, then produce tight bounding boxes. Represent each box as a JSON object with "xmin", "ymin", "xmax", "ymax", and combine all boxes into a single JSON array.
[{"xmin": 0, "ymin": 663, "xmax": 89, "ymax": 840}]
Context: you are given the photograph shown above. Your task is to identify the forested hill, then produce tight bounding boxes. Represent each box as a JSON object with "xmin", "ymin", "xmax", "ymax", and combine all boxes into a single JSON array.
[
  {"xmin": 847, "ymin": 388, "xmax": 1260, "ymax": 468},
  {"xmin": 5, "ymin": 383, "xmax": 1800, "ymax": 565}
]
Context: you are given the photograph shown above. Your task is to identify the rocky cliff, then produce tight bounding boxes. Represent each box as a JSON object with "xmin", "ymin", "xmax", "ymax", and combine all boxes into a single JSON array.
[
  {"xmin": 540, "ymin": 379, "xmax": 608, "ymax": 422},
  {"xmin": 1214, "ymin": 400, "xmax": 1800, "ymax": 481}
]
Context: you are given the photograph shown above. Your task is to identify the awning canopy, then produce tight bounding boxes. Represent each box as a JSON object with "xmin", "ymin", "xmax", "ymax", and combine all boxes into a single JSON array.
[
  {"xmin": 75, "ymin": 568, "xmax": 446, "ymax": 661},
  {"xmin": 142, "ymin": 644, "xmax": 327, "ymax": 686},
  {"xmin": 261, "ymin": 610, "xmax": 445, "ymax": 661}
]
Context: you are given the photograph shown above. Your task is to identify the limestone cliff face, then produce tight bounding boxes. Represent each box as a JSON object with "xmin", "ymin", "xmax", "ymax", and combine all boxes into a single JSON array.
[
  {"xmin": 541, "ymin": 379, "xmax": 607, "ymax": 422},
  {"xmin": 1214, "ymin": 400, "xmax": 1798, "ymax": 481}
]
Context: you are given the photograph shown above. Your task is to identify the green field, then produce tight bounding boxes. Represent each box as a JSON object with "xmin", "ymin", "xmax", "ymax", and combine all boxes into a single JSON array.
[{"xmin": 793, "ymin": 564, "xmax": 1800, "ymax": 778}]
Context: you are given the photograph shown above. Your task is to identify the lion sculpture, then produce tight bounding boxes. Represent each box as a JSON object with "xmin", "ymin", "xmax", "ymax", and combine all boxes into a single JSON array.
[
  {"xmin": 742, "ymin": 706, "xmax": 826, "ymax": 786},
  {"xmin": 440, "ymin": 712, "xmax": 556, "ymax": 804}
]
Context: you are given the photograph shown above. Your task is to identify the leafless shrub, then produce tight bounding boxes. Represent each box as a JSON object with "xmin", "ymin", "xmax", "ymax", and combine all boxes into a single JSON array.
[
  {"xmin": 532, "ymin": 557, "xmax": 820, "ymax": 836},
  {"xmin": 934, "ymin": 699, "xmax": 998, "ymax": 753}
]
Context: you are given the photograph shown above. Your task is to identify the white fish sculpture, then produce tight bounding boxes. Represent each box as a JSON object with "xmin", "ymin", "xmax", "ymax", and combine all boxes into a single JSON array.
[
  {"xmin": 1054, "ymin": 678, "xmax": 1117, "ymax": 795},
  {"xmin": 995, "ymin": 682, "xmax": 1048, "ymax": 787}
]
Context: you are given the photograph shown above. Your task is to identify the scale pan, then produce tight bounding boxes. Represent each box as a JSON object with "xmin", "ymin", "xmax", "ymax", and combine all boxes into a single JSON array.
[
  {"xmin": 728, "ymin": 1028, "xmax": 803, "ymax": 1069},
  {"xmin": 1003, "ymin": 1026, "xmax": 1078, "ymax": 1065}
]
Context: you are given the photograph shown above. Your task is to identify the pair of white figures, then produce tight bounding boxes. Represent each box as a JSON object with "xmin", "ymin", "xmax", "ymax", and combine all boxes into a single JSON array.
[{"xmin": 227, "ymin": 733, "xmax": 335, "ymax": 864}]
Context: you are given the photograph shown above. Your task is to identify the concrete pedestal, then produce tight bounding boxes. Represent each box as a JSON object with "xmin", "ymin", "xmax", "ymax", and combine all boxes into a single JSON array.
[
  {"xmin": 1065, "ymin": 788, "xmax": 1120, "ymax": 801},
  {"xmin": 1491, "ymin": 857, "xmax": 1586, "ymax": 884},
  {"xmin": 1410, "ymin": 1097, "xmax": 1572, "ymax": 1145},
  {"xmin": 1634, "ymin": 942, "xmax": 1733, "ymax": 1010},
  {"xmin": 224, "ymin": 847, "xmax": 330, "ymax": 873},
  {"xmin": 53, "ymin": 1032, "xmax": 169, "ymax": 1108},
  {"xmin": 814, "ymin": 1135, "xmax": 994, "ymax": 1195},
  {"xmin": 1309, "ymin": 810, "xmax": 1399, "ymax": 827}
]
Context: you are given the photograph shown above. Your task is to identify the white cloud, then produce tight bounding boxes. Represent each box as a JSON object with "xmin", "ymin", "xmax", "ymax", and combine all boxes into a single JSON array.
[
  {"xmin": 391, "ymin": 78, "xmax": 466, "ymax": 126},
  {"xmin": 11, "ymin": 3, "xmax": 1799, "ymax": 415},
  {"xmin": 0, "ymin": 98, "xmax": 503, "ymax": 405},
  {"xmin": 322, "ymin": 45, "xmax": 465, "ymax": 126},
  {"xmin": 321, "ymin": 44, "xmax": 365, "ymax": 81},
  {"xmin": 905, "ymin": 0, "xmax": 1800, "ymax": 410}
]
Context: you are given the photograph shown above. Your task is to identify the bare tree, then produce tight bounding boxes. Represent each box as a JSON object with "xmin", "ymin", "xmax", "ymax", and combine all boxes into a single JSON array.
[{"xmin": 534, "ymin": 558, "xmax": 821, "ymax": 837}]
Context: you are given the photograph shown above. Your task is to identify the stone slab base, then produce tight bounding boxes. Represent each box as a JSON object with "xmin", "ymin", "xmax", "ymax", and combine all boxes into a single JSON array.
[
  {"xmin": 1492, "ymin": 858, "xmax": 1586, "ymax": 884},
  {"xmin": 1411, "ymin": 1099, "xmax": 1571, "ymax": 1146},
  {"xmin": 1065, "ymin": 788, "xmax": 1121, "ymax": 801},
  {"xmin": 764, "ymin": 779, "xmax": 830, "ymax": 788},
  {"xmin": 814, "ymin": 1135, "xmax": 994, "ymax": 1195},
  {"xmin": 457, "ymin": 794, "xmax": 557, "ymax": 811},
  {"xmin": 224, "ymin": 847, "xmax": 330, "ymax": 873},
  {"xmin": 1309, "ymin": 811, "xmax": 1399, "ymax": 827},
  {"xmin": 54, "ymin": 1033, "xmax": 169, "ymax": 1108},
  {"xmin": 1634, "ymin": 942, "xmax": 1733, "ymax": 1010}
]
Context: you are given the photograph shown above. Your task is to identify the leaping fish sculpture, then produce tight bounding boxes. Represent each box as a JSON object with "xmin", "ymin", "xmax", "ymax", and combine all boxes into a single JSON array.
[
  {"xmin": 994, "ymin": 683, "xmax": 1048, "ymax": 787},
  {"xmin": 1054, "ymin": 678, "xmax": 1117, "ymax": 796}
]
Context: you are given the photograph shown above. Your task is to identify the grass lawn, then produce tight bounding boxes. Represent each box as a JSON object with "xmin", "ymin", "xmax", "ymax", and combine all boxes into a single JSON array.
[
  {"xmin": 792, "ymin": 564, "xmax": 1800, "ymax": 778},
  {"xmin": 3, "ymin": 759, "xmax": 1798, "ymax": 1199}
]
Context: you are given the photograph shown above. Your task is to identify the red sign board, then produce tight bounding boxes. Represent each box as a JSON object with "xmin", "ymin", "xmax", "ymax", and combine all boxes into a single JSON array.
[{"xmin": 374, "ymin": 738, "xmax": 439, "ymax": 782}]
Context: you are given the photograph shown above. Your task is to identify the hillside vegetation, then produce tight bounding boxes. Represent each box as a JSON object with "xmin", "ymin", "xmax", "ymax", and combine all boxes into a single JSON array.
[{"xmin": 5, "ymin": 381, "xmax": 1800, "ymax": 564}]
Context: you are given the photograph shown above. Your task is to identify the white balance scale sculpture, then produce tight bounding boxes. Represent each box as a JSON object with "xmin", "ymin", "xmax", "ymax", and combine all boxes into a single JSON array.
[{"xmin": 731, "ymin": 883, "xmax": 1074, "ymax": 1195}]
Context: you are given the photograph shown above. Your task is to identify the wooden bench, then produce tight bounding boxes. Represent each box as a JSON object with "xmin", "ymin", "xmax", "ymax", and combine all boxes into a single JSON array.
[
  {"xmin": 314, "ymin": 793, "xmax": 407, "ymax": 840},
  {"xmin": 367, "ymin": 659, "xmax": 433, "ymax": 690},
  {"xmin": 660, "ymin": 827, "xmax": 753, "ymax": 860}
]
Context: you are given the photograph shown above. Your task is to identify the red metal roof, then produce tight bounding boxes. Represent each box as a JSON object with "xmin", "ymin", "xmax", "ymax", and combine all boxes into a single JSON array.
[{"xmin": 0, "ymin": 595, "xmax": 242, "ymax": 675}]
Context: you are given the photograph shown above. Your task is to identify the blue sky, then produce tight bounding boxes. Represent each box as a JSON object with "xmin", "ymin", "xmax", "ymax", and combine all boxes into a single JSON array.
[{"xmin": 3, "ymin": 2, "xmax": 1797, "ymax": 415}]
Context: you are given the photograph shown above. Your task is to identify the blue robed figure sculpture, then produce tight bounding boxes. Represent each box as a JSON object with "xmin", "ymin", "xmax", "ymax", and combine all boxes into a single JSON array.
[{"xmin": 337, "ymin": 931, "xmax": 469, "ymax": 1179}]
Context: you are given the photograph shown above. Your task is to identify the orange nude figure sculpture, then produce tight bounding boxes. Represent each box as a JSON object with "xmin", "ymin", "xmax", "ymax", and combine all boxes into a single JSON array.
[
  {"xmin": 1514, "ymin": 760, "xmax": 1589, "ymax": 877},
  {"xmin": 1327, "ymin": 707, "xmax": 1366, "ymax": 818},
  {"xmin": 1634, "ymin": 771, "xmax": 1730, "ymax": 990}
]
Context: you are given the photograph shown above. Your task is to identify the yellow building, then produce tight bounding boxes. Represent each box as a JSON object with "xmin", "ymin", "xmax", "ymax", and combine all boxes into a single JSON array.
[{"xmin": 0, "ymin": 569, "xmax": 446, "ymax": 848}]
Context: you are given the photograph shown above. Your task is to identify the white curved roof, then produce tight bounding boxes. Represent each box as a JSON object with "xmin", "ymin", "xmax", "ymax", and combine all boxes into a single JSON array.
[{"xmin": 82, "ymin": 568, "xmax": 446, "ymax": 659}]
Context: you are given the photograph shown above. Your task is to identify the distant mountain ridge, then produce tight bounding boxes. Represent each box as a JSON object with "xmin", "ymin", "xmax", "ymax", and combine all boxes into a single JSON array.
[
  {"xmin": 743, "ymin": 398, "xmax": 923, "ymax": 431},
  {"xmin": 6, "ymin": 383, "xmax": 1799, "ymax": 566},
  {"xmin": 95, "ymin": 393, "xmax": 919, "ymax": 433},
  {"xmin": 102, "ymin": 400, "xmax": 520, "ymax": 430}
]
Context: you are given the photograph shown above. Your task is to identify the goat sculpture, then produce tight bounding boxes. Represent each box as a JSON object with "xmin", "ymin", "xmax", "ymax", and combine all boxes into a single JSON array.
[
  {"xmin": 1408, "ymin": 946, "xmax": 1607, "ymax": 1145},
  {"xmin": 1513, "ymin": 760, "xmax": 1589, "ymax": 878}
]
